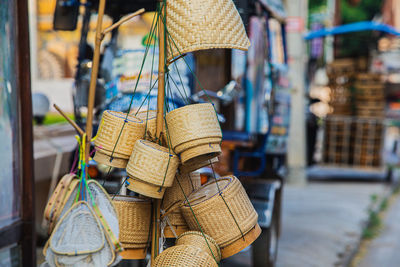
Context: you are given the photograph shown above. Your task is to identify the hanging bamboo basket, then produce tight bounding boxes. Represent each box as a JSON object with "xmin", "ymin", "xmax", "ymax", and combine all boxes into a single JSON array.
[
  {"xmin": 126, "ymin": 140, "xmax": 180, "ymax": 199},
  {"xmin": 112, "ymin": 195, "xmax": 151, "ymax": 259},
  {"xmin": 181, "ymin": 175, "xmax": 260, "ymax": 259},
  {"xmin": 166, "ymin": 0, "xmax": 250, "ymax": 61},
  {"xmin": 176, "ymin": 231, "xmax": 221, "ymax": 263},
  {"xmin": 165, "ymin": 103, "xmax": 222, "ymax": 165},
  {"xmin": 93, "ymin": 110, "xmax": 145, "ymax": 168},
  {"xmin": 153, "ymin": 244, "xmax": 218, "ymax": 267},
  {"xmin": 162, "ymin": 172, "xmax": 201, "ymax": 238}
]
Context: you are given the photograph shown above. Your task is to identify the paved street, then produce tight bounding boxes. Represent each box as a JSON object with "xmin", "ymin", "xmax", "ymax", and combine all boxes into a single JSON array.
[
  {"xmin": 223, "ymin": 180, "xmax": 389, "ymax": 267},
  {"xmin": 357, "ymin": 193, "xmax": 400, "ymax": 267}
]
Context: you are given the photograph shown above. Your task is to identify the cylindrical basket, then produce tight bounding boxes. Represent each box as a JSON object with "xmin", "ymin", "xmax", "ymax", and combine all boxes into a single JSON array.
[
  {"xmin": 165, "ymin": 103, "xmax": 222, "ymax": 165},
  {"xmin": 94, "ymin": 110, "xmax": 145, "ymax": 168},
  {"xmin": 112, "ymin": 195, "xmax": 151, "ymax": 259},
  {"xmin": 181, "ymin": 176, "xmax": 260, "ymax": 259},
  {"xmin": 126, "ymin": 140, "xmax": 180, "ymax": 199},
  {"xmin": 162, "ymin": 172, "xmax": 201, "ymax": 238},
  {"xmin": 153, "ymin": 245, "xmax": 218, "ymax": 267},
  {"xmin": 176, "ymin": 231, "xmax": 221, "ymax": 262}
]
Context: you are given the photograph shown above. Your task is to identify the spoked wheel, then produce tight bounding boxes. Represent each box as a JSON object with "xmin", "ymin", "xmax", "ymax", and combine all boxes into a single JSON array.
[{"xmin": 252, "ymin": 211, "xmax": 279, "ymax": 267}]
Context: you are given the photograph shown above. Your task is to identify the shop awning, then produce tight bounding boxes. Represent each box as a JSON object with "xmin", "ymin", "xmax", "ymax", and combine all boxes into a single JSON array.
[{"xmin": 304, "ymin": 21, "xmax": 400, "ymax": 40}]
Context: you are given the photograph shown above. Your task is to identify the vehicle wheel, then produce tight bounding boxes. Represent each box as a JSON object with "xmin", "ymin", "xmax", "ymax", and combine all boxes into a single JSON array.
[{"xmin": 252, "ymin": 212, "xmax": 279, "ymax": 267}]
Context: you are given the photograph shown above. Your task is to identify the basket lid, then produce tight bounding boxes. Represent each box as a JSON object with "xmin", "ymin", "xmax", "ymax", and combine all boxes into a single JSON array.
[{"xmin": 166, "ymin": 0, "xmax": 250, "ymax": 61}]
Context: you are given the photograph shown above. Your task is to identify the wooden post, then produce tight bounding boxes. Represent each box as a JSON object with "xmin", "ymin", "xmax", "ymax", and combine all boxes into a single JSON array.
[
  {"xmin": 152, "ymin": 0, "xmax": 166, "ymax": 261},
  {"xmin": 84, "ymin": 0, "xmax": 106, "ymax": 165}
]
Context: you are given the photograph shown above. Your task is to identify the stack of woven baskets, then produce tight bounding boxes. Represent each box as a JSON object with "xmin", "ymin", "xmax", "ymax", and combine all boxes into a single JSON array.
[
  {"xmin": 326, "ymin": 59, "xmax": 356, "ymax": 116},
  {"xmin": 89, "ymin": 102, "xmax": 260, "ymax": 261},
  {"xmin": 354, "ymin": 73, "xmax": 385, "ymax": 118}
]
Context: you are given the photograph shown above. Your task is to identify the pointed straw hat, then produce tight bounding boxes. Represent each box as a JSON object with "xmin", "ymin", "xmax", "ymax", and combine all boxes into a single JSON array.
[{"xmin": 166, "ymin": 0, "xmax": 250, "ymax": 61}]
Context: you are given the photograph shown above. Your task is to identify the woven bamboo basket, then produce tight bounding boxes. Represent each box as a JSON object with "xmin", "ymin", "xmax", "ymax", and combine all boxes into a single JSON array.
[
  {"xmin": 181, "ymin": 175, "xmax": 260, "ymax": 258},
  {"xmin": 44, "ymin": 173, "xmax": 76, "ymax": 226},
  {"xmin": 163, "ymin": 210, "xmax": 189, "ymax": 238},
  {"xmin": 165, "ymin": 103, "xmax": 222, "ymax": 165},
  {"xmin": 94, "ymin": 110, "xmax": 145, "ymax": 168},
  {"xmin": 153, "ymin": 245, "xmax": 218, "ymax": 267},
  {"xmin": 180, "ymin": 156, "xmax": 219, "ymax": 173},
  {"xmin": 176, "ymin": 231, "xmax": 221, "ymax": 262},
  {"xmin": 162, "ymin": 172, "xmax": 201, "ymax": 238},
  {"xmin": 126, "ymin": 140, "xmax": 180, "ymax": 199},
  {"xmin": 166, "ymin": 0, "xmax": 250, "ymax": 62},
  {"xmin": 112, "ymin": 195, "xmax": 151, "ymax": 259}
]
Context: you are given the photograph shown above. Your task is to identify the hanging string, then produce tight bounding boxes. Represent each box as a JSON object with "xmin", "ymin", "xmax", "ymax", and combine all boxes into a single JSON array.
[{"xmin": 107, "ymin": 10, "xmax": 159, "ymax": 162}]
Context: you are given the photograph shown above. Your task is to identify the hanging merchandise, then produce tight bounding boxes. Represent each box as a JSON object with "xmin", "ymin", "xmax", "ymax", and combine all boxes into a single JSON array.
[
  {"xmin": 42, "ymin": 0, "xmax": 258, "ymax": 264},
  {"xmin": 153, "ymin": 245, "xmax": 218, "ymax": 267},
  {"xmin": 126, "ymin": 140, "xmax": 180, "ymax": 198},
  {"xmin": 161, "ymin": 172, "xmax": 201, "ymax": 238},
  {"xmin": 181, "ymin": 176, "xmax": 260, "ymax": 259},
  {"xmin": 112, "ymin": 195, "xmax": 152, "ymax": 259},
  {"xmin": 93, "ymin": 110, "xmax": 145, "ymax": 168},
  {"xmin": 166, "ymin": 0, "xmax": 250, "ymax": 61},
  {"xmin": 165, "ymin": 103, "xmax": 223, "ymax": 165},
  {"xmin": 176, "ymin": 231, "xmax": 222, "ymax": 263}
]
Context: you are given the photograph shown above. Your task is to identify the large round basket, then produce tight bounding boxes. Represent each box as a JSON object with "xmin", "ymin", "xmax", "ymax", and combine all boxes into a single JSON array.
[
  {"xmin": 112, "ymin": 195, "xmax": 151, "ymax": 259},
  {"xmin": 181, "ymin": 176, "xmax": 260, "ymax": 259},
  {"xmin": 165, "ymin": 103, "xmax": 222, "ymax": 165},
  {"xmin": 94, "ymin": 110, "xmax": 145, "ymax": 168},
  {"xmin": 166, "ymin": 0, "xmax": 250, "ymax": 61},
  {"xmin": 153, "ymin": 245, "xmax": 218, "ymax": 267},
  {"xmin": 126, "ymin": 140, "xmax": 180, "ymax": 199},
  {"xmin": 176, "ymin": 231, "xmax": 221, "ymax": 262}
]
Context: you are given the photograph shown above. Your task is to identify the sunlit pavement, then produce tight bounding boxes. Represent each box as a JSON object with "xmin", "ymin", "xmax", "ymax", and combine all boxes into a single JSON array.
[
  {"xmin": 357, "ymin": 193, "xmax": 400, "ymax": 267},
  {"xmin": 222, "ymin": 181, "xmax": 389, "ymax": 267}
]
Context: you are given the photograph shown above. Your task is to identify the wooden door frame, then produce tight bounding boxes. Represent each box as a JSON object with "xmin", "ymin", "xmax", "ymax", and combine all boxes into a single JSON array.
[{"xmin": 0, "ymin": 0, "xmax": 35, "ymax": 265}]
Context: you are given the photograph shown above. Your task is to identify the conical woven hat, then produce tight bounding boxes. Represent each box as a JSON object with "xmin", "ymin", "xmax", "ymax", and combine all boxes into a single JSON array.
[{"xmin": 166, "ymin": 0, "xmax": 250, "ymax": 61}]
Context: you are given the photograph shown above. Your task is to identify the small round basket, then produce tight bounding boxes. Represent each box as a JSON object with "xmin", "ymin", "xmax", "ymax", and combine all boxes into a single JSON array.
[
  {"xmin": 94, "ymin": 110, "xmax": 145, "ymax": 168},
  {"xmin": 176, "ymin": 231, "xmax": 221, "ymax": 262},
  {"xmin": 161, "ymin": 172, "xmax": 201, "ymax": 238},
  {"xmin": 153, "ymin": 245, "xmax": 218, "ymax": 267},
  {"xmin": 181, "ymin": 175, "xmax": 260, "ymax": 259},
  {"xmin": 165, "ymin": 103, "xmax": 222, "ymax": 165},
  {"xmin": 126, "ymin": 140, "xmax": 180, "ymax": 199},
  {"xmin": 112, "ymin": 195, "xmax": 151, "ymax": 259}
]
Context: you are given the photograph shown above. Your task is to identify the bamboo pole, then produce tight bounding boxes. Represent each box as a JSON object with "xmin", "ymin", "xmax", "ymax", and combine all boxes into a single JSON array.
[
  {"xmin": 84, "ymin": 1, "xmax": 144, "ymax": 165},
  {"xmin": 102, "ymin": 8, "xmax": 145, "ymax": 35},
  {"xmin": 53, "ymin": 104, "xmax": 84, "ymax": 136},
  {"xmin": 84, "ymin": 0, "xmax": 106, "ymax": 165},
  {"xmin": 152, "ymin": 0, "xmax": 166, "ymax": 261}
]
